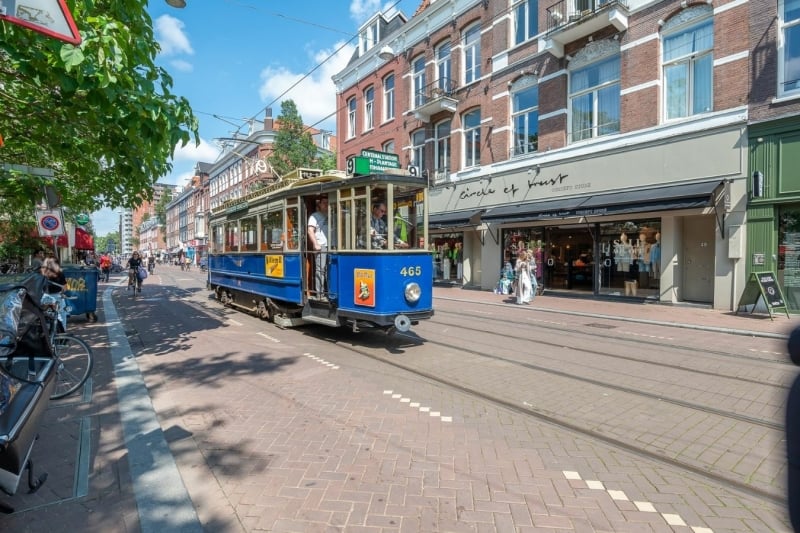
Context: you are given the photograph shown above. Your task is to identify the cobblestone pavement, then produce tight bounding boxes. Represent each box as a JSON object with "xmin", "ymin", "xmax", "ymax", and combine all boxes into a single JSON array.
[{"xmin": 0, "ymin": 277, "xmax": 794, "ymax": 532}]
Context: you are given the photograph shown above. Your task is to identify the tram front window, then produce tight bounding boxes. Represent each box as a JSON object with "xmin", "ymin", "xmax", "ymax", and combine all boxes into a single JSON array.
[{"xmin": 393, "ymin": 185, "xmax": 425, "ymax": 250}]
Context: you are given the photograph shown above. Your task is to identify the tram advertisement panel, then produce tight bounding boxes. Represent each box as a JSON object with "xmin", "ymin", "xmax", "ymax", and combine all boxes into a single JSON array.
[
  {"xmin": 265, "ymin": 255, "xmax": 284, "ymax": 278},
  {"xmin": 354, "ymin": 268, "xmax": 375, "ymax": 307}
]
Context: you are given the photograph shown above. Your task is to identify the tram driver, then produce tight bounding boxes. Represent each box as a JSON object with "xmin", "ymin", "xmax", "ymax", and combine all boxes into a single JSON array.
[
  {"xmin": 370, "ymin": 202, "xmax": 408, "ymax": 249},
  {"xmin": 307, "ymin": 196, "xmax": 329, "ymax": 297}
]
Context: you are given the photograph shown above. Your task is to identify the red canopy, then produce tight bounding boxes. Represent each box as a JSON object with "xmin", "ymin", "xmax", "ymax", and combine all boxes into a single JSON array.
[
  {"xmin": 74, "ymin": 227, "xmax": 94, "ymax": 250},
  {"xmin": 42, "ymin": 234, "xmax": 68, "ymax": 247}
]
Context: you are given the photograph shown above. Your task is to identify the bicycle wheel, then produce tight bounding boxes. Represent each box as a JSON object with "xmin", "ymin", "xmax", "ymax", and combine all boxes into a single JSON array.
[{"xmin": 51, "ymin": 334, "xmax": 94, "ymax": 399}]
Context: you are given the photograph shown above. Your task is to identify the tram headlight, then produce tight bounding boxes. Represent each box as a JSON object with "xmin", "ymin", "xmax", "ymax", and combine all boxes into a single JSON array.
[{"xmin": 404, "ymin": 282, "xmax": 421, "ymax": 303}]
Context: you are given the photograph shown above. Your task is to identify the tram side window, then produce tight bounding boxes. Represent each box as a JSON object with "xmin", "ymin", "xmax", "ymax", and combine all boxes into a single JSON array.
[
  {"xmin": 240, "ymin": 216, "xmax": 257, "ymax": 252},
  {"xmin": 394, "ymin": 185, "xmax": 424, "ymax": 250},
  {"xmin": 355, "ymin": 198, "xmax": 369, "ymax": 249},
  {"xmin": 212, "ymin": 224, "xmax": 224, "ymax": 253},
  {"xmin": 224, "ymin": 221, "xmax": 239, "ymax": 252},
  {"xmin": 261, "ymin": 210, "xmax": 284, "ymax": 250},
  {"xmin": 286, "ymin": 206, "xmax": 299, "ymax": 249}
]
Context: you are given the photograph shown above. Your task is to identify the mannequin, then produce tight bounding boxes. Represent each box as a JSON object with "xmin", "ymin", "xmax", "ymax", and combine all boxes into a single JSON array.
[
  {"xmin": 454, "ymin": 242, "xmax": 463, "ymax": 280},
  {"xmin": 616, "ymin": 233, "xmax": 637, "ymax": 296},
  {"xmin": 651, "ymin": 232, "xmax": 661, "ymax": 278},
  {"xmin": 442, "ymin": 242, "xmax": 451, "ymax": 280}
]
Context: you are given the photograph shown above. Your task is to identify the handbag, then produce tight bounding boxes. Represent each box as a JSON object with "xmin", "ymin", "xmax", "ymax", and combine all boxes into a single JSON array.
[{"xmin": 137, "ymin": 266, "xmax": 148, "ymax": 280}]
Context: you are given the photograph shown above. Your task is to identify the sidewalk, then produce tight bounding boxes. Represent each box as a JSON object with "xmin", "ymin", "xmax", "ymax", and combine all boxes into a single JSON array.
[{"xmin": 433, "ymin": 285, "xmax": 798, "ymax": 339}]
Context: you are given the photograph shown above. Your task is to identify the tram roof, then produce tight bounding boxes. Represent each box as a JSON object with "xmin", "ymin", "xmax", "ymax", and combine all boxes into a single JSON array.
[{"xmin": 212, "ymin": 168, "xmax": 426, "ymax": 217}]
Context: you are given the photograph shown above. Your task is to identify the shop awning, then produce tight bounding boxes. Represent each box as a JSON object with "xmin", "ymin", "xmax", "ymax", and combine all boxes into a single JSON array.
[
  {"xmin": 481, "ymin": 196, "xmax": 588, "ymax": 223},
  {"xmin": 41, "ymin": 234, "xmax": 68, "ymax": 248},
  {"xmin": 576, "ymin": 180, "xmax": 723, "ymax": 217},
  {"xmin": 481, "ymin": 180, "xmax": 723, "ymax": 224},
  {"xmin": 74, "ymin": 227, "xmax": 94, "ymax": 250},
  {"xmin": 429, "ymin": 209, "xmax": 485, "ymax": 230}
]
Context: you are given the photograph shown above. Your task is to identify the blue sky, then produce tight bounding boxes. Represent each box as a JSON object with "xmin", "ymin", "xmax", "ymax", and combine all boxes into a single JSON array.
[{"xmin": 92, "ymin": 0, "xmax": 422, "ymax": 235}]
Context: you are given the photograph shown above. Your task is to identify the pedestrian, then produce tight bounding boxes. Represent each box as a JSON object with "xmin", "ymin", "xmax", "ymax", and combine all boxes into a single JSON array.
[
  {"xmin": 787, "ymin": 327, "xmax": 800, "ymax": 530},
  {"xmin": 307, "ymin": 196, "xmax": 328, "ymax": 298},
  {"xmin": 40, "ymin": 256, "xmax": 66, "ymax": 294},
  {"xmin": 99, "ymin": 253, "xmax": 112, "ymax": 282},
  {"xmin": 515, "ymin": 248, "xmax": 533, "ymax": 304},
  {"xmin": 30, "ymin": 249, "xmax": 45, "ymax": 272}
]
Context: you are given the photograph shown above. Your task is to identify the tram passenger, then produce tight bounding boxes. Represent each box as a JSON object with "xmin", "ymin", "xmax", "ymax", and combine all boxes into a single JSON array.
[
  {"xmin": 307, "ymin": 196, "xmax": 329, "ymax": 297},
  {"xmin": 370, "ymin": 202, "xmax": 408, "ymax": 249}
]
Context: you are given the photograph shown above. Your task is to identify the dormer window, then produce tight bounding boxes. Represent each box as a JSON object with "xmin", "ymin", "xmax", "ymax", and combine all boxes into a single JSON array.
[{"xmin": 360, "ymin": 20, "xmax": 380, "ymax": 55}]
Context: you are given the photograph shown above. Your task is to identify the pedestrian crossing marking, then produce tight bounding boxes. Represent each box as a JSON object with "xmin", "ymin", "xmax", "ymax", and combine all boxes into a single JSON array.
[
  {"xmin": 303, "ymin": 352, "xmax": 339, "ymax": 370},
  {"xmin": 382, "ymin": 391, "xmax": 451, "ymax": 422}
]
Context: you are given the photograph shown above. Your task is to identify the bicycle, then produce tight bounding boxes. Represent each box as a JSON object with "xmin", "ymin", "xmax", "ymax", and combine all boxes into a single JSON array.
[
  {"xmin": 40, "ymin": 286, "xmax": 94, "ymax": 400},
  {"xmin": 127, "ymin": 268, "xmax": 142, "ymax": 296}
]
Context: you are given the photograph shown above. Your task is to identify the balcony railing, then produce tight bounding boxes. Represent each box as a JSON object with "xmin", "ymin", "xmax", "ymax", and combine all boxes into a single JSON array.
[
  {"xmin": 546, "ymin": 0, "xmax": 628, "ymax": 32},
  {"xmin": 413, "ymin": 78, "xmax": 459, "ymax": 122}
]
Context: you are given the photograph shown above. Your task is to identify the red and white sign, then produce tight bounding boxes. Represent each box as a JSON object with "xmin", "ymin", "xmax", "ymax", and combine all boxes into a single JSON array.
[
  {"xmin": 0, "ymin": 0, "xmax": 81, "ymax": 45},
  {"xmin": 36, "ymin": 208, "xmax": 65, "ymax": 237}
]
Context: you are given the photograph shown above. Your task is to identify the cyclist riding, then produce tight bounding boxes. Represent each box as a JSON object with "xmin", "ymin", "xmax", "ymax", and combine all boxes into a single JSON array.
[{"xmin": 126, "ymin": 251, "xmax": 143, "ymax": 293}]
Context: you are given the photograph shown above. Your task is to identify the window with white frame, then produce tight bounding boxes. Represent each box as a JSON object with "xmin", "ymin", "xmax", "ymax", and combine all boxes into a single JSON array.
[
  {"xmin": 347, "ymin": 97, "xmax": 356, "ymax": 138},
  {"xmin": 463, "ymin": 24, "xmax": 481, "ymax": 85},
  {"xmin": 514, "ymin": 0, "xmax": 538, "ymax": 45},
  {"xmin": 411, "ymin": 129, "xmax": 426, "ymax": 173},
  {"xmin": 512, "ymin": 79, "xmax": 538, "ymax": 155},
  {"xmin": 382, "ymin": 140, "xmax": 395, "ymax": 154},
  {"xmin": 435, "ymin": 120, "xmax": 451, "ymax": 174},
  {"xmin": 359, "ymin": 20, "xmax": 378, "ymax": 55},
  {"xmin": 412, "ymin": 56, "xmax": 426, "ymax": 108},
  {"xmin": 383, "ymin": 74, "xmax": 395, "ymax": 121},
  {"xmin": 364, "ymin": 86, "xmax": 374, "ymax": 131},
  {"xmin": 462, "ymin": 109, "xmax": 481, "ymax": 167},
  {"xmin": 569, "ymin": 55, "xmax": 620, "ymax": 142},
  {"xmin": 436, "ymin": 41, "xmax": 452, "ymax": 92},
  {"xmin": 662, "ymin": 12, "xmax": 713, "ymax": 119},
  {"xmin": 780, "ymin": 0, "xmax": 800, "ymax": 95}
]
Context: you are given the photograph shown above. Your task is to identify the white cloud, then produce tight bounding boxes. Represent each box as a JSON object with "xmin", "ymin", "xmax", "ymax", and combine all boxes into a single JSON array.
[
  {"xmin": 349, "ymin": 0, "xmax": 400, "ymax": 24},
  {"xmin": 154, "ymin": 14, "xmax": 194, "ymax": 56},
  {"xmin": 169, "ymin": 59, "xmax": 194, "ymax": 73},
  {"xmin": 172, "ymin": 137, "xmax": 221, "ymax": 164},
  {"xmin": 257, "ymin": 41, "xmax": 356, "ymax": 131}
]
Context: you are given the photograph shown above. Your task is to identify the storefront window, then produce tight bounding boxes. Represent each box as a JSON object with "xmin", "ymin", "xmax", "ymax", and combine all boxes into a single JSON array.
[
  {"xmin": 598, "ymin": 220, "xmax": 660, "ymax": 298},
  {"xmin": 432, "ymin": 233, "xmax": 464, "ymax": 281},
  {"xmin": 501, "ymin": 228, "xmax": 544, "ymax": 288},
  {"xmin": 779, "ymin": 206, "xmax": 800, "ymax": 310}
]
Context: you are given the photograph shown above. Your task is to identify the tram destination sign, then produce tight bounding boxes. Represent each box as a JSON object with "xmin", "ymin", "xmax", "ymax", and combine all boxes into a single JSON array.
[{"xmin": 361, "ymin": 149, "xmax": 400, "ymax": 171}]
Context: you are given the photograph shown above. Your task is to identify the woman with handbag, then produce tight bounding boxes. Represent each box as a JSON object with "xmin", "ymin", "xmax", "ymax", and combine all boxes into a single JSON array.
[{"xmin": 126, "ymin": 251, "xmax": 144, "ymax": 293}]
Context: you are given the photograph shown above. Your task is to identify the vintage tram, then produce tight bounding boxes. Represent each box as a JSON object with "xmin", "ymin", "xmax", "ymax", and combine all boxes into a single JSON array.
[{"xmin": 207, "ymin": 167, "xmax": 434, "ymax": 333}]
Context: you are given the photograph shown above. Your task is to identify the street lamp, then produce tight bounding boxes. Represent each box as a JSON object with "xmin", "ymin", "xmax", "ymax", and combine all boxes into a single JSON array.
[
  {"xmin": 378, "ymin": 45, "xmax": 395, "ymax": 61},
  {"xmin": 165, "ymin": 0, "xmax": 187, "ymax": 8}
]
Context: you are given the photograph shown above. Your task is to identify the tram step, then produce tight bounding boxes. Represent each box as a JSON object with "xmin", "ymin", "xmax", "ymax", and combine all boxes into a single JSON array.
[{"xmin": 301, "ymin": 314, "xmax": 339, "ymax": 327}]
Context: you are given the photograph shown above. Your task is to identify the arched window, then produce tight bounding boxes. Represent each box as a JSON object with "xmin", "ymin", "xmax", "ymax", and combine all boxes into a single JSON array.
[
  {"xmin": 435, "ymin": 120, "xmax": 451, "ymax": 175},
  {"xmin": 436, "ymin": 41, "xmax": 452, "ymax": 92},
  {"xmin": 662, "ymin": 7, "xmax": 714, "ymax": 119},
  {"xmin": 411, "ymin": 129, "xmax": 426, "ymax": 173},
  {"xmin": 412, "ymin": 56, "xmax": 426, "ymax": 108},
  {"xmin": 347, "ymin": 97, "xmax": 357, "ymax": 138},
  {"xmin": 569, "ymin": 40, "xmax": 620, "ymax": 142},
  {"xmin": 463, "ymin": 24, "xmax": 481, "ymax": 85},
  {"xmin": 383, "ymin": 74, "xmax": 395, "ymax": 121},
  {"xmin": 462, "ymin": 109, "xmax": 481, "ymax": 168},
  {"xmin": 512, "ymin": 76, "xmax": 538, "ymax": 155},
  {"xmin": 364, "ymin": 86, "xmax": 374, "ymax": 131}
]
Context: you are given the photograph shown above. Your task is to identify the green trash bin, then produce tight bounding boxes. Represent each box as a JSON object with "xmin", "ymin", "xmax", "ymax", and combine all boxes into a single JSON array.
[{"xmin": 62, "ymin": 265, "xmax": 99, "ymax": 322}]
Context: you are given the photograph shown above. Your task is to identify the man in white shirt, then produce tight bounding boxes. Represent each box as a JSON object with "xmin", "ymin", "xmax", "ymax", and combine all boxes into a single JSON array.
[{"xmin": 307, "ymin": 196, "xmax": 329, "ymax": 297}]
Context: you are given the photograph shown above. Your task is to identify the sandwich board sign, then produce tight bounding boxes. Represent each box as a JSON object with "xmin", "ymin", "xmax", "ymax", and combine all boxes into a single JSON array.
[
  {"xmin": 0, "ymin": 0, "xmax": 81, "ymax": 45},
  {"xmin": 735, "ymin": 271, "xmax": 790, "ymax": 320}
]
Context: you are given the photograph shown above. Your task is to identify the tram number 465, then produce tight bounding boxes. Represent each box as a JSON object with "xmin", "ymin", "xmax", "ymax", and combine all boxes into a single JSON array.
[{"xmin": 400, "ymin": 266, "xmax": 422, "ymax": 276}]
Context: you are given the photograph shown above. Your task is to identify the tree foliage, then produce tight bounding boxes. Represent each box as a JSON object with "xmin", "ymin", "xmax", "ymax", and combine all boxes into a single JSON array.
[
  {"xmin": 268, "ymin": 100, "xmax": 318, "ymax": 178},
  {"xmin": 0, "ymin": 0, "xmax": 199, "ymax": 218}
]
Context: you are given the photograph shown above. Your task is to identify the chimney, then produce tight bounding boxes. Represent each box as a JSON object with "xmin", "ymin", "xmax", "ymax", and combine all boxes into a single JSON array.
[{"xmin": 264, "ymin": 107, "xmax": 274, "ymax": 130}]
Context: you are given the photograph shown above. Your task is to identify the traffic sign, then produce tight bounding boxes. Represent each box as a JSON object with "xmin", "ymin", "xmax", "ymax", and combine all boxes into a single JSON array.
[
  {"xmin": 36, "ymin": 208, "xmax": 65, "ymax": 236},
  {"xmin": 0, "ymin": 0, "xmax": 82, "ymax": 45}
]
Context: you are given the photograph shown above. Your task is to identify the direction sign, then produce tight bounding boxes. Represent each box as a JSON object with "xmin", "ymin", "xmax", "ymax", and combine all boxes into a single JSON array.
[{"xmin": 361, "ymin": 149, "xmax": 400, "ymax": 171}]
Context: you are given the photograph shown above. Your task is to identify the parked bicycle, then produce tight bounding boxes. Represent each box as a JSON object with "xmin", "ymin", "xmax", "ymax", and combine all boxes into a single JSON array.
[{"xmin": 40, "ymin": 286, "xmax": 94, "ymax": 399}]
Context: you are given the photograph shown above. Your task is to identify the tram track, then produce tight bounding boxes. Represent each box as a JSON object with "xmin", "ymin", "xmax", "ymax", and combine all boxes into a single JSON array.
[
  {"xmin": 340, "ymin": 331, "xmax": 787, "ymax": 506},
  {"xmin": 433, "ymin": 314, "xmax": 791, "ymax": 392},
  {"xmin": 438, "ymin": 307, "xmax": 792, "ymax": 367}
]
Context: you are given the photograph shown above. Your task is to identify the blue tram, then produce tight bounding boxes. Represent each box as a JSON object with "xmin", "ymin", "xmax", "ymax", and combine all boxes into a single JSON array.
[{"xmin": 207, "ymin": 168, "xmax": 434, "ymax": 333}]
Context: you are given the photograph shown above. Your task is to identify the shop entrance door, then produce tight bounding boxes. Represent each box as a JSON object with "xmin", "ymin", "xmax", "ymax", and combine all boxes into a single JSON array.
[
  {"xmin": 682, "ymin": 215, "xmax": 715, "ymax": 303},
  {"xmin": 543, "ymin": 225, "xmax": 594, "ymax": 291}
]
